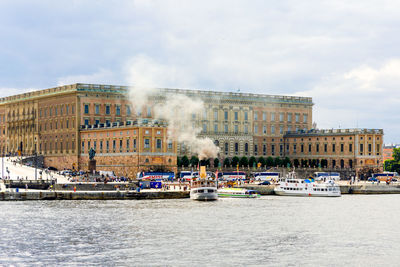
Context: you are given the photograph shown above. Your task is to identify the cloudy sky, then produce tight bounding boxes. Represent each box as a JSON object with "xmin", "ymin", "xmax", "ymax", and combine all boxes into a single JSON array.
[{"xmin": 0, "ymin": 0, "xmax": 399, "ymax": 142}]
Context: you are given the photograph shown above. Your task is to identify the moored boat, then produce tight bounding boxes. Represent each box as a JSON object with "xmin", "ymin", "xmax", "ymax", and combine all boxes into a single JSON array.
[
  {"xmin": 218, "ymin": 188, "xmax": 260, "ymax": 198},
  {"xmin": 190, "ymin": 165, "xmax": 218, "ymax": 201},
  {"xmin": 274, "ymin": 171, "xmax": 341, "ymax": 197}
]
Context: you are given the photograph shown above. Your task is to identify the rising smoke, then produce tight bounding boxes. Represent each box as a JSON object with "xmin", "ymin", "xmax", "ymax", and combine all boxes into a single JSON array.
[
  {"xmin": 153, "ymin": 93, "xmax": 220, "ymax": 160},
  {"xmin": 126, "ymin": 58, "xmax": 220, "ymax": 160}
]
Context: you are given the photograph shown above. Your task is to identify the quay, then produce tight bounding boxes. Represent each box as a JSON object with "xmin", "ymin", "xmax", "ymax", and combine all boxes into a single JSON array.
[
  {"xmin": 0, "ymin": 190, "xmax": 189, "ymax": 201},
  {"xmin": 241, "ymin": 184, "xmax": 400, "ymax": 195}
]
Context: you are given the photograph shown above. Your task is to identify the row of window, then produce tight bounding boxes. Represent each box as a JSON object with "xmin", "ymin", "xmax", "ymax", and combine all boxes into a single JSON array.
[
  {"xmin": 39, "ymin": 141, "xmax": 76, "ymax": 153},
  {"xmin": 201, "ymin": 124, "xmax": 307, "ymax": 134},
  {"xmin": 83, "ymin": 103, "xmax": 134, "ymax": 116},
  {"xmin": 40, "ymin": 119, "xmax": 75, "ymax": 131},
  {"xmin": 201, "ymin": 110, "xmax": 308, "ymax": 123},
  {"xmin": 81, "ymin": 138, "xmax": 172, "ymax": 153},
  {"xmin": 288, "ymin": 143, "xmax": 380, "ymax": 155},
  {"xmin": 39, "ymin": 104, "xmax": 75, "ymax": 117}
]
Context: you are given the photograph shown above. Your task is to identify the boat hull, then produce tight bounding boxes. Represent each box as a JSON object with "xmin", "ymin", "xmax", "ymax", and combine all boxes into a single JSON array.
[
  {"xmin": 190, "ymin": 187, "xmax": 218, "ymax": 201},
  {"xmin": 218, "ymin": 193, "xmax": 260, "ymax": 198},
  {"xmin": 274, "ymin": 189, "xmax": 341, "ymax": 197}
]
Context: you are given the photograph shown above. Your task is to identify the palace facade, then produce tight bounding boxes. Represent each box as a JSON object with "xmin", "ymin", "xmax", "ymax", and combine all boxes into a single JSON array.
[
  {"xmin": 283, "ymin": 128, "xmax": 383, "ymax": 171},
  {"xmin": 0, "ymin": 83, "xmax": 384, "ymax": 172}
]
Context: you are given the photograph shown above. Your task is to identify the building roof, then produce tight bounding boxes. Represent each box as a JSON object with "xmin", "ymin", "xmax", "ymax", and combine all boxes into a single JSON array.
[
  {"xmin": 0, "ymin": 83, "xmax": 313, "ymax": 106},
  {"xmin": 284, "ymin": 128, "xmax": 384, "ymax": 137}
]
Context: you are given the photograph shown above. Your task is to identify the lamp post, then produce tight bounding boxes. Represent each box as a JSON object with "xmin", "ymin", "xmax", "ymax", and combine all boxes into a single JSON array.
[
  {"xmin": 34, "ymin": 151, "xmax": 37, "ymax": 180},
  {"xmin": 2, "ymin": 150, "xmax": 4, "ymax": 179}
]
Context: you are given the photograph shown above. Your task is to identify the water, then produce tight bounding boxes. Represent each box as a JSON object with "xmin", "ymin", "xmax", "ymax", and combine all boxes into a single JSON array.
[{"xmin": 0, "ymin": 195, "xmax": 399, "ymax": 266}]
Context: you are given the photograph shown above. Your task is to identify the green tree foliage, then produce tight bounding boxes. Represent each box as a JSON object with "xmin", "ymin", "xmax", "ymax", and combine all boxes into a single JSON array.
[
  {"xmin": 293, "ymin": 159, "xmax": 300, "ymax": 168},
  {"xmin": 249, "ymin": 156, "xmax": 257, "ymax": 168},
  {"xmin": 177, "ymin": 157, "xmax": 182, "ymax": 167},
  {"xmin": 274, "ymin": 157, "xmax": 282, "ymax": 167},
  {"xmin": 321, "ymin": 159, "xmax": 328, "ymax": 168},
  {"xmin": 190, "ymin": 156, "xmax": 199, "ymax": 167},
  {"xmin": 223, "ymin": 158, "xmax": 231, "ymax": 167},
  {"xmin": 231, "ymin": 156, "xmax": 240, "ymax": 167},
  {"xmin": 214, "ymin": 158, "xmax": 220, "ymax": 168},
  {"xmin": 258, "ymin": 157, "xmax": 266, "ymax": 167},
  {"xmin": 266, "ymin": 156, "xmax": 274, "ymax": 167},
  {"xmin": 181, "ymin": 155, "xmax": 189, "ymax": 167},
  {"xmin": 200, "ymin": 159, "xmax": 210, "ymax": 167},
  {"xmin": 282, "ymin": 157, "xmax": 291, "ymax": 167},
  {"xmin": 239, "ymin": 156, "xmax": 249, "ymax": 167},
  {"xmin": 384, "ymin": 148, "xmax": 400, "ymax": 173},
  {"xmin": 393, "ymin": 147, "xmax": 400, "ymax": 162},
  {"xmin": 301, "ymin": 159, "xmax": 308, "ymax": 167},
  {"xmin": 311, "ymin": 159, "xmax": 317, "ymax": 168}
]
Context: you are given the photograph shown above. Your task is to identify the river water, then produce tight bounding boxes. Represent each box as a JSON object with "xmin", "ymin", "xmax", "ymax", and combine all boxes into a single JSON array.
[{"xmin": 0, "ymin": 195, "xmax": 399, "ymax": 266}]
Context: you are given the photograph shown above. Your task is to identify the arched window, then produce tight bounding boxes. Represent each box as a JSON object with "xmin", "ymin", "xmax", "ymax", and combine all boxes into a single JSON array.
[
  {"xmin": 235, "ymin": 143, "xmax": 239, "ymax": 153},
  {"xmin": 225, "ymin": 143, "xmax": 229, "ymax": 154},
  {"xmin": 245, "ymin": 143, "xmax": 248, "ymax": 153},
  {"xmin": 215, "ymin": 140, "xmax": 219, "ymax": 147}
]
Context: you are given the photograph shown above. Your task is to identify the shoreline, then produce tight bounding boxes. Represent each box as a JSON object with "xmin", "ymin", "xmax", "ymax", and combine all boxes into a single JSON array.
[{"xmin": 1, "ymin": 182, "xmax": 400, "ymax": 201}]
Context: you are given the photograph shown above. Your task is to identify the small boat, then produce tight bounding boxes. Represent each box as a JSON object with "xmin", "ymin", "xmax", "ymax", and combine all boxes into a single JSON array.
[
  {"xmin": 190, "ymin": 166, "xmax": 218, "ymax": 201},
  {"xmin": 274, "ymin": 171, "xmax": 341, "ymax": 197},
  {"xmin": 218, "ymin": 188, "xmax": 260, "ymax": 198}
]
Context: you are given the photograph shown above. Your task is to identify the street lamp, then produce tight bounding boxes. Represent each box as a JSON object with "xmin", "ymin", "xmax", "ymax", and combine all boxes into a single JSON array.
[{"xmin": 34, "ymin": 151, "xmax": 37, "ymax": 180}]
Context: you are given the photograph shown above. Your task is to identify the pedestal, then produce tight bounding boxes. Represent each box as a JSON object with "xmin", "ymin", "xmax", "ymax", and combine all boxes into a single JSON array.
[{"xmin": 88, "ymin": 160, "xmax": 96, "ymax": 174}]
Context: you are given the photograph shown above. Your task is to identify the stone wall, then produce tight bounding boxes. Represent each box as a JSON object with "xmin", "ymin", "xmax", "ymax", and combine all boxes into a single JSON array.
[{"xmin": 44, "ymin": 155, "xmax": 78, "ymax": 171}]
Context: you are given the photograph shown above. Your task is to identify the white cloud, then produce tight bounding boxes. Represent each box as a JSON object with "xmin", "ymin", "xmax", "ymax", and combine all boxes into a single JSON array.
[
  {"xmin": 57, "ymin": 69, "xmax": 117, "ymax": 86},
  {"xmin": 1, "ymin": 0, "xmax": 400, "ymax": 142},
  {"xmin": 296, "ymin": 59, "xmax": 400, "ymax": 143}
]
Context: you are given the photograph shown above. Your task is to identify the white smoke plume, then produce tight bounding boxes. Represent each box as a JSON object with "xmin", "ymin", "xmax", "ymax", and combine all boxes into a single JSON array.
[
  {"xmin": 126, "ymin": 56, "xmax": 220, "ymax": 160},
  {"xmin": 153, "ymin": 93, "xmax": 220, "ymax": 160}
]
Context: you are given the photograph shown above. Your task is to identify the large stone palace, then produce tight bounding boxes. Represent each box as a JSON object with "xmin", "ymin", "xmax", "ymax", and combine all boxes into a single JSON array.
[{"xmin": 0, "ymin": 83, "xmax": 383, "ymax": 173}]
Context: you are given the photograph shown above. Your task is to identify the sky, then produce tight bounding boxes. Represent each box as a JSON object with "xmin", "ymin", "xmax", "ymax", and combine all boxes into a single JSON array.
[{"xmin": 0, "ymin": 0, "xmax": 399, "ymax": 143}]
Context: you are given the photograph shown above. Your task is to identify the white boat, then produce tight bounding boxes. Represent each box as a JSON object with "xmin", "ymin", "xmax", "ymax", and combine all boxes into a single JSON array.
[
  {"xmin": 190, "ymin": 166, "xmax": 218, "ymax": 201},
  {"xmin": 190, "ymin": 179, "xmax": 218, "ymax": 201},
  {"xmin": 218, "ymin": 188, "xmax": 260, "ymax": 198},
  {"xmin": 274, "ymin": 171, "xmax": 341, "ymax": 197}
]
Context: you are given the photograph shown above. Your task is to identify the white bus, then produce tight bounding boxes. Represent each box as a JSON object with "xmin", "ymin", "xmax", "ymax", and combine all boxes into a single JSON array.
[
  {"xmin": 253, "ymin": 172, "xmax": 280, "ymax": 181},
  {"xmin": 313, "ymin": 172, "xmax": 340, "ymax": 181}
]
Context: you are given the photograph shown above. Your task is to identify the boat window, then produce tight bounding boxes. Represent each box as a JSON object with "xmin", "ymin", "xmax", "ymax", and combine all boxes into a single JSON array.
[{"xmin": 198, "ymin": 190, "xmax": 204, "ymax": 193}]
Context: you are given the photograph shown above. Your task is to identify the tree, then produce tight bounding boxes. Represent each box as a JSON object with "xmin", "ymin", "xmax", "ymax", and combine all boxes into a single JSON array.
[
  {"xmin": 190, "ymin": 156, "xmax": 199, "ymax": 167},
  {"xmin": 203, "ymin": 159, "xmax": 210, "ymax": 167},
  {"xmin": 393, "ymin": 147, "xmax": 400, "ymax": 162},
  {"xmin": 231, "ymin": 156, "xmax": 240, "ymax": 167},
  {"xmin": 258, "ymin": 157, "xmax": 266, "ymax": 167},
  {"xmin": 223, "ymin": 158, "xmax": 231, "ymax": 167},
  {"xmin": 239, "ymin": 156, "xmax": 249, "ymax": 167},
  {"xmin": 177, "ymin": 157, "xmax": 182, "ymax": 167},
  {"xmin": 293, "ymin": 159, "xmax": 300, "ymax": 168},
  {"xmin": 282, "ymin": 157, "xmax": 291, "ymax": 168},
  {"xmin": 249, "ymin": 156, "xmax": 257, "ymax": 168},
  {"xmin": 301, "ymin": 159, "xmax": 308, "ymax": 167},
  {"xmin": 266, "ymin": 156, "xmax": 274, "ymax": 167},
  {"xmin": 181, "ymin": 155, "xmax": 189, "ymax": 167},
  {"xmin": 274, "ymin": 157, "xmax": 282, "ymax": 167},
  {"xmin": 214, "ymin": 158, "xmax": 220, "ymax": 168},
  {"xmin": 385, "ymin": 159, "xmax": 400, "ymax": 173},
  {"xmin": 321, "ymin": 159, "xmax": 328, "ymax": 168},
  {"xmin": 311, "ymin": 159, "xmax": 317, "ymax": 168}
]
